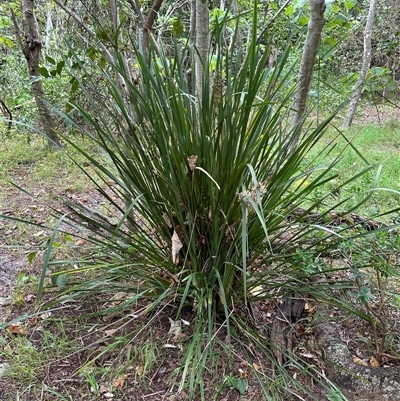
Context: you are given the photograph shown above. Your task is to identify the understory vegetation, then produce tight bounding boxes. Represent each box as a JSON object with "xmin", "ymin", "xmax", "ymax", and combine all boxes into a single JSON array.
[{"xmin": 0, "ymin": 2, "xmax": 400, "ymax": 401}]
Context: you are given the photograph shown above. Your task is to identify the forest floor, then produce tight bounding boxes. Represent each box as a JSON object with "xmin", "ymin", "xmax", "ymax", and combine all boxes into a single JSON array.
[{"xmin": 0, "ymin": 106, "xmax": 400, "ymax": 401}]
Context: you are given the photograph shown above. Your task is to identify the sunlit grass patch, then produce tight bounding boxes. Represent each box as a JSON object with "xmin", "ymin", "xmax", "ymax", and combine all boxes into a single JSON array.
[
  {"xmin": 0, "ymin": 134, "xmax": 97, "ymax": 192},
  {"xmin": 304, "ymin": 123, "xmax": 400, "ymax": 219}
]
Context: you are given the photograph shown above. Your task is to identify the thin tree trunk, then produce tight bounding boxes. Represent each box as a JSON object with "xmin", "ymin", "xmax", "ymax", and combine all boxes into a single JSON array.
[
  {"xmin": 228, "ymin": 0, "xmax": 242, "ymax": 55},
  {"xmin": 189, "ymin": 0, "xmax": 196, "ymax": 48},
  {"xmin": 44, "ymin": 5, "xmax": 53, "ymax": 52},
  {"xmin": 142, "ymin": 0, "xmax": 164, "ymax": 61},
  {"xmin": 343, "ymin": 0, "xmax": 378, "ymax": 129},
  {"xmin": 194, "ymin": 0, "xmax": 210, "ymax": 99},
  {"xmin": 18, "ymin": 0, "xmax": 62, "ymax": 149},
  {"xmin": 288, "ymin": 0, "xmax": 325, "ymax": 154}
]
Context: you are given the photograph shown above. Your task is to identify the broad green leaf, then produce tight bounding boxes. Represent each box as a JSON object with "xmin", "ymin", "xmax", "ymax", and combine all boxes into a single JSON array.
[
  {"xmin": 55, "ymin": 274, "xmax": 68, "ymax": 290},
  {"xmin": 235, "ymin": 377, "xmax": 247, "ymax": 395},
  {"xmin": 285, "ymin": 4, "xmax": 294, "ymax": 16},
  {"xmin": 0, "ymin": 15, "xmax": 12, "ymax": 27},
  {"xmin": 27, "ymin": 251, "xmax": 38, "ymax": 264},
  {"xmin": 56, "ymin": 60, "xmax": 65, "ymax": 75},
  {"xmin": 298, "ymin": 15, "xmax": 309, "ymax": 26},
  {"xmin": 344, "ymin": 0, "xmax": 357, "ymax": 10},
  {"xmin": 297, "ymin": 0, "xmax": 308, "ymax": 8},
  {"xmin": 324, "ymin": 37, "xmax": 337, "ymax": 47},
  {"xmin": 45, "ymin": 55, "xmax": 56, "ymax": 65},
  {"xmin": 372, "ymin": 67, "xmax": 386, "ymax": 76},
  {"xmin": 38, "ymin": 66, "xmax": 50, "ymax": 77},
  {"xmin": 209, "ymin": 7, "xmax": 224, "ymax": 20},
  {"xmin": 63, "ymin": 234, "xmax": 73, "ymax": 242},
  {"xmin": 224, "ymin": 376, "xmax": 247, "ymax": 395},
  {"xmin": 0, "ymin": 36, "xmax": 13, "ymax": 47},
  {"xmin": 357, "ymin": 286, "xmax": 373, "ymax": 305},
  {"xmin": 70, "ymin": 78, "xmax": 79, "ymax": 93}
]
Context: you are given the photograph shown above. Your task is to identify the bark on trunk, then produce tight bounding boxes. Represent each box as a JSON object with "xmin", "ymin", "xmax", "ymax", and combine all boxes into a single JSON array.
[
  {"xmin": 21, "ymin": 0, "xmax": 61, "ymax": 149},
  {"xmin": 288, "ymin": 0, "xmax": 325, "ymax": 154},
  {"xmin": 343, "ymin": 0, "xmax": 378, "ymax": 129},
  {"xmin": 194, "ymin": 0, "xmax": 210, "ymax": 99},
  {"xmin": 189, "ymin": 0, "xmax": 197, "ymax": 48},
  {"xmin": 142, "ymin": 0, "xmax": 164, "ymax": 61}
]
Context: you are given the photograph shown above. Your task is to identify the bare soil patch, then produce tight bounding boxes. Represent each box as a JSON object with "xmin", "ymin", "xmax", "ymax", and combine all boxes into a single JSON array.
[{"xmin": 353, "ymin": 103, "xmax": 400, "ymax": 126}]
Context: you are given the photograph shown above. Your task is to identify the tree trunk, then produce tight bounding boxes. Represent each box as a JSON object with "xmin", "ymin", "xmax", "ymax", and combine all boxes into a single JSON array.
[
  {"xmin": 343, "ymin": 0, "xmax": 378, "ymax": 129},
  {"xmin": 288, "ymin": 0, "xmax": 325, "ymax": 154},
  {"xmin": 142, "ymin": 0, "xmax": 164, "ymax": 61},
  {"xmin": 189, "ymin": 0, "xmax": 197, "ymax": 48},
  {"xmin": 194, "ymin": 0, "xmax": 210, "ymax": 99},
  {"xmin": 44, "ymin": 5, "xmax": 53, "ymax": 52},
  {"xmin": 21, "ymin": 0, "xmax": 62, "ymax": 149}
]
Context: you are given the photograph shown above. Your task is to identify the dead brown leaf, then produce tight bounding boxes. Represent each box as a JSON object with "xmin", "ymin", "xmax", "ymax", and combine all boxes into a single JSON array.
[
  {"xmin": 260, "ymin": 299, "xmax": 278, "ymax": 311},
  {"xmin": 112, "ymin": 376, "xmax": 125, "ymax": 388},
  {"xmin": 175, "ymin": 225, "xmax": 185, "ymax": 240},
  {"xmin": 296, "ymin": 323, "xmax": 306, "ymax": 336},
  {"xmin": 352, "ymin": 355, "xmax": 368, "ymax": 366},
  {"xmin": 110, "ymin": 292, "xmax": 128, "ymax": 306},
  {"xmin": 8, "ymin": 323, "xmax": 28, "ymax": 335},
  {"xmin": 104, "ymin": 329, "xmax": 119, "ymax": 337},
  {"xmin": 99, "ymin": 383, "xmax": 109, "ymax": 394},
  {"xmin": 369, "ymin": 356, "xmax": 380, "ymax": 367},
  {"xmin": 171, "ymin": 231, "xmax": 183, "ymax": 265},
  {"xmin": 172, "ymin": 333, "xmax": 189, "ymax": 342},
  {"xmin": 299, "ymin": 352, "xmax": 319, "ymax": 361},
  {"xmin": 162, "ymin": 213, "xmax": 172, "ymax": 228},
  {"xmin": 249, "ymin": 285, "xmax": 264, "ymax": 297},
  {"xmin": 304, "ymin": 302, "xmax": 317, "ymax": 314},
  {"xmin": 136, "ymin": 365, "xmax": 144, "ymax": 377},
  {"xmin": 24, "ymin": 294, "xmax": 35, "ymax": 303},
  {"xmin": 187, "ymin": 155, "xmax": 198, "ymax": 171},
  {"xmin": 168, "ymin": 317, "xmax": 181, "ymax": 336}
]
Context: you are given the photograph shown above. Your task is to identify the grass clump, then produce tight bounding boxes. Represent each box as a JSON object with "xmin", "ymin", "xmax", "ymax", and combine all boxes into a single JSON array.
[
  {"xmin": 0, "ymin": 319, "xmax": 80, "ymax": 381},
  {"xmin": 3, "ymin": 6, "xmax": 400, "ymax": 401}
]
